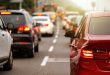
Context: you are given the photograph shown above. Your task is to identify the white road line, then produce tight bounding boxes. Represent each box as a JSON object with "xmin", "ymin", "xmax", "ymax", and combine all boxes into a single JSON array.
[
  {"xmin": 48, "ymin": 58, "xmax": 70, "ymax": 62},
  {"xmin": 56, "ymin": 31, "xmax": 59, "ymax": 35},
  {"xmin": 56, "ymin": 22, "xmax": 59, "ymax": 35},
  {"xmin": 53, "ymin": 39, "xmax": 57, "ymax": 43},
  {"xmin": 55, "ymin": 35, "xmax": 58, "ymax": 38},
  {"xmin": 41, "ymin": 56, "xmax": 49, "ymax": 66},
  {"xmin": 49, "ymin": 46, "xmax": 54, "ymax": 52}
]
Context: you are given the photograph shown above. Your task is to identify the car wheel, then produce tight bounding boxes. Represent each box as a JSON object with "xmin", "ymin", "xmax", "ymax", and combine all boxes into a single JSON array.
[
  {"xmin": 28, "ymin": 43, "xmax": 35, "ymax": 58},
  {"xmin": 70, "ymin": 38, "xmax": 73, "ymax": 44},
  {"xmin": 3, "ymin": 50, "xmax": 13, "ymax": 71},
  {"xmin": 50, "ymin": 32, "xmax": 54, "ymax": 37},
  {"xmin": 38, "ymin": 38, "xmax": 41, "ymax": 41},
  {"xmin": 35, "ymin": 43, "xmax": 39, "ymax": 53},
  {"xmin": 37, "ymin": 34, "xmax": 41, "ymax": 41}
]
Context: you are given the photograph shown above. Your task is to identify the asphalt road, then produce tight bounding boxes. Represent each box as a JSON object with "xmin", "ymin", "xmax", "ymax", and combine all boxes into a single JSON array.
[{"xmin": 0, "ymin": 19, "xmax": 70, "ymax": 75}]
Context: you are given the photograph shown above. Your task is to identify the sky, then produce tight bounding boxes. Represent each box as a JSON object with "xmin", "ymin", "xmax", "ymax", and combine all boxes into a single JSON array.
[{"xmin": 71, "ymin": 0, "xmax": 110, "ymax": 11}]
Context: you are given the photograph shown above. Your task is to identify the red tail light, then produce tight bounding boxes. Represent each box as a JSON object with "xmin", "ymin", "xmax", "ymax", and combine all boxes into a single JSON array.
[
  {"xmin": 74, "ymin": 27, "xmax": 77, "ymax": 32},
  {"xmin": 44, "ymin": 24, "xmax": 48, "ymax": 26},
  {"xmin": 81, "ymin": 50, "xmax": 93, "ymax": 58},
  {"xmin": 18, "ymin": 26, "xmax": 30, "ymax": 32}
]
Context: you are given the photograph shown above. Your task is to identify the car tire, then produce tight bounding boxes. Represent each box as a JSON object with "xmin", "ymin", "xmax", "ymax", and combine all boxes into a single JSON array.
[
  {"xmin": 3, "ymin": 50, "xmax": 13, "ymax": 71},
  {"xmin": 28, "ymin": 43, "xmax": 35, "ymax": 58},
  {"xmin": 38, "ymin": 38, "xmax": 41, "ymax": 41},
  {"xmin": 70, "ymin": 38, "xmax": 73, "ymax": 44},
  {"xmin": 35, "ymin": 43, "xmax": 39, "ymax": 53},
  {"xmin": 50, "ymin": 32, "xmax": 54, "ymax": 37}
]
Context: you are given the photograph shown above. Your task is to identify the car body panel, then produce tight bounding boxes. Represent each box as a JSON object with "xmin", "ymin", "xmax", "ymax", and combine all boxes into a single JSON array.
[
  {"xmin": 0, "ymin": 16, "xmax": 13, "ymax": 67},
  {"xmin": 70, "ymin": 12, "xmax": 110, "ymax": 75}
]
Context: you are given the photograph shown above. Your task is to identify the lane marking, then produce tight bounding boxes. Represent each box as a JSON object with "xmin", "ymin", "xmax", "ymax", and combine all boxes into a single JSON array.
[
  {"xmin": 49, "ymin": 46, "xmax": 54, "ymax": 52},
  {"xmin": 55, "ymin": 35, "xmax": 58, "ymax": 38},
  {"xmin": 48, "ymin": 58, "xmax": 70, "ymax": 62},
  {"xmin": 56, "ymin": 22, "xmax": 59, "ymax": 35},
  {"xmin": 56, "ymin": 31, "xmax": 59, "ymax": 35},
  {"xmin": 41, "ymin": 56, "xmax": 49, "ymax": 66},
  {"xmin": 53, "ymin": 39, "xmax": 57, "ymax": 43}
]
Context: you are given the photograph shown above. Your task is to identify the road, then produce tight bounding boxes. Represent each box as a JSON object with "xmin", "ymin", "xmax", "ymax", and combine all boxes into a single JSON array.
[{"xmin": 0, "ymin": 19, "xmax": 70, "ymax": 75}]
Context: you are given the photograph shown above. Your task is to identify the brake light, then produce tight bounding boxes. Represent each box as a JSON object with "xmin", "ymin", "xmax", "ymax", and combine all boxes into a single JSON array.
[
  {"xmin": 81, "ymin": 50, "xmax": 93, "ymax": 58},
  {"xmin": 24, "ymin": 26, "xmax": 30, "ymax": 32},
  {"xmin": 44, "ymin": 24, "xmax": 48, "ymax": 26},
  {"xmin": 74, "ymin": 27, "xmax": 77, "ymax": 32},
  {"xmin": 18, "ymin": 26, "xmax": 30, "ymax": 32}
]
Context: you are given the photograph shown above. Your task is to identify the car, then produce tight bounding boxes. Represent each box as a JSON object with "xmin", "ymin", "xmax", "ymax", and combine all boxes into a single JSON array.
[
  {"xmin": 0, "ymin": 15, "xmax": 13, "ymax": 70},
  {"xmin": 33, "ymin": 16, "xmax": 54, "ymax": 36},
  {"xmin": 68, "ymin": 15, "xmax": 83, "ymax": 43},
  {"xmin": 64, "ymin": 15, "xmax": 80, "ymax": 43},
  {"xmin": 62, "ymin": 12, "xmax": 79, "ymax": 30},
  {"xmin": 42, "ymin": 12, "xmax": 57, "ymax": 25},
  {"xmin": 70, "ymin": 11, "xmax": 110, "ymax": 75},
  {"xmin": 1, "ymin": 10, "xmax": 39, "ymax": 58},
  {"xmin": 33, "ymin": 12, "xmax": 57, "ymax": 25}
]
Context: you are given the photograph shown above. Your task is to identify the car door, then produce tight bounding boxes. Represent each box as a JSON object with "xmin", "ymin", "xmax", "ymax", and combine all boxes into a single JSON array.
[{"xmin": 0, "ymin": 17, "xmax": 12, "ymax": 58}]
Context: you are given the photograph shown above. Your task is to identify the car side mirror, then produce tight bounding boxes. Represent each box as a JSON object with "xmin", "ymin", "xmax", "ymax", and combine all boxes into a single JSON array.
[
  {"xmin": 7, "ymin": 23, "xmax": 14, "ymax": 30},
  {"xmin": 65, "ymin": 30, "xmax": 75, "ymax": 38}
]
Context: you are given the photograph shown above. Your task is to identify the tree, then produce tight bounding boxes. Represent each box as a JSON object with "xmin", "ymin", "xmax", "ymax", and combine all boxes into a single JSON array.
[{"xmin": 0, "ymin": 0, "xmax": 34, "ymax": 13}]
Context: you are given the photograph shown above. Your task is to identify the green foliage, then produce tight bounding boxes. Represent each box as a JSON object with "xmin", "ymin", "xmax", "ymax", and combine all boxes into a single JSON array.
[
  {"xmin": 23, "ymin": 0, "xmax": 34, "ymax": 9},
  {"xmin": 0, "ymin": 0, "xmax": 34, "ymax": 10},
  {"xmin": 53, "ymin": 0, "xmax": 85, "ymax": 15}
]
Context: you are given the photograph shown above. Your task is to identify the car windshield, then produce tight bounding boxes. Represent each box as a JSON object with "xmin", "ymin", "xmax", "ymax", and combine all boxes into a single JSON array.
[
  {"xmin": 1, "ymin": 14, "xmax": 26, "ymax": 27},
  {"xmin": 89, "ymin": 17, "xmax": 110, "ymax": 35}
]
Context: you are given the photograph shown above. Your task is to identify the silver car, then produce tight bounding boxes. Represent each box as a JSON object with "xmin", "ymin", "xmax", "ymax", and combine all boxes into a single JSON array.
[{"xmin": 0, "ymin": 16, "xmax": 13, "ymax": 71}]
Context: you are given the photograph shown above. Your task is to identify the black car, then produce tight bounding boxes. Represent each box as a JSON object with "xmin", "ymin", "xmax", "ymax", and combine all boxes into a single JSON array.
[{"xmin": 1, "ymin": 10, "xmax": 39, "ymax": 57}]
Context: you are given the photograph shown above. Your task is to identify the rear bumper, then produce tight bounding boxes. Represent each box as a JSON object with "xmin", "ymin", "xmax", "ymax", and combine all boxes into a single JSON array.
[
  {"xmin": 11, "ymin": 33, "xmax": 33, "ymax": 51},
  {"xmin": 40, "ymin": 27, "xmax": 54, "ymax": 34},
  {"xmin": 77, "ymin": 69, "xmax": 110, "ymax": 75},
  {"xmin": 12, "ymin": 42, "xmax": 32, "ymax": 52},
  {"xmin": 71, "ymin": 60, "xmax": 110, "ymax": 75}
]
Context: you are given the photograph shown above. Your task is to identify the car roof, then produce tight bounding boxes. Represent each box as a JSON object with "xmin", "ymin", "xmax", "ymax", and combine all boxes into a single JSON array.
[
  {"xmin": 0, "ymin": 9, "xmax": 28, "ymax": 14},
  {"xmin": 33, "ymin": 16, "xmax": 50, "ymax": 19}
]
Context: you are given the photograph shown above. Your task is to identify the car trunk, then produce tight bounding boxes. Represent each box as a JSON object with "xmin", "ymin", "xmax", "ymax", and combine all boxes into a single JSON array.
[{"xmin": 88, "ymin": 36, "xmax": 110, "ymax": 71}]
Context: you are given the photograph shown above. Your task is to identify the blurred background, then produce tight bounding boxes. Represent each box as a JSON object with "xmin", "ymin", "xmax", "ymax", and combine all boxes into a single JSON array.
[{"xmin": 0, "ymin": 0, "xmax": 110, "ymax": 75}]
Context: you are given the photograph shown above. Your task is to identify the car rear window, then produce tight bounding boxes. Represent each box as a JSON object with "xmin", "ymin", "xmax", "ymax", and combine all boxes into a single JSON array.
[
  {"xmin": 89, "ymin": 17, "xmax": 110, "ymax": 35},
  {"xmin": 35, "ymin": 18, "xmax": 48, "ymax": 21},
  {"xmin": 36, "ymin": 23, "xmax": 43, "ymax": 26},
  {"xmin": 1, "ymin": 13, "xmax": 26, "ymax": 28}
]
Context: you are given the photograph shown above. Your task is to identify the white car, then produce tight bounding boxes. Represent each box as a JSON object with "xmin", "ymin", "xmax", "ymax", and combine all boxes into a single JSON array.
[
  {"xmin": 33, "ymin": 16, "xmax": 54, "ymax": 36},
  {"xmin": 0, "ymin": 16, "xmax": 13, "ymax": 71}
]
